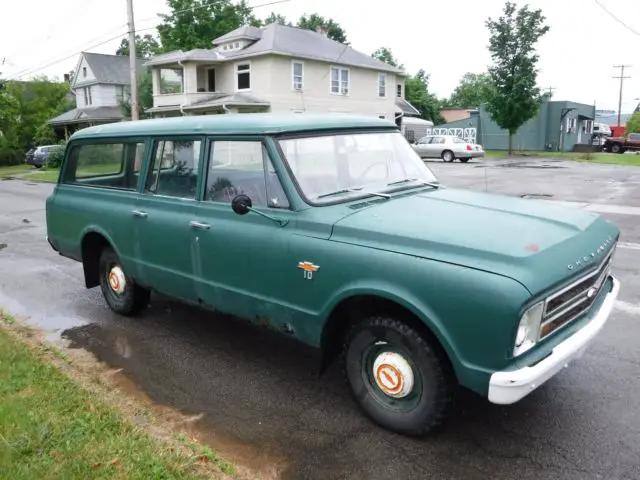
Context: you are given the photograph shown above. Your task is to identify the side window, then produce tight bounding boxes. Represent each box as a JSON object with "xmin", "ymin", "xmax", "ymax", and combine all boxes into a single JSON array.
[
  {"xmin": 432, "ymin": 137, "xmax": 445, "ymax": 145},
  {"xmin": 145, "ymin": 139, "xmax": 201, "ymax": 199},
  {"xmin": 417, "ymin": 136, "xmax": 432, "ymax": 144},
  {"xmin": 62, "ymin": 141, "xmax": 144, "ymax": 190},
  {"xmin": 205, "ymin": 140, "xmax": 289, "ymax": 209},
  {"xmin": 629, "ymin": 133, "xmax": 640, "ymax": 141}
]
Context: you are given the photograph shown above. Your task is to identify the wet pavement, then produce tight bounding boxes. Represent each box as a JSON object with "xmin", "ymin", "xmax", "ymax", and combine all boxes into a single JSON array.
[{"xmin": 1, "ymin": 158, "xmax": 640, "ymax": 479}]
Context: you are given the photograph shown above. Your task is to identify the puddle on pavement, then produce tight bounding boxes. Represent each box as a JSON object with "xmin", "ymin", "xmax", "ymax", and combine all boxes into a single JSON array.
[
  {"xmin": 494, "ymin": 161, "xmax": 566, "ymax": 169},
  {"xmin": 62, "ymin": 322, "xmax": 288, "ymax": 479}
]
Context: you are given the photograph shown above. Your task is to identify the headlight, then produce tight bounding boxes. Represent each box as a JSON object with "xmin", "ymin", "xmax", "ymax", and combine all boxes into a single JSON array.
[{"xmin": 513, "ymin": 302, "xmax": 544, "ymax": 356}]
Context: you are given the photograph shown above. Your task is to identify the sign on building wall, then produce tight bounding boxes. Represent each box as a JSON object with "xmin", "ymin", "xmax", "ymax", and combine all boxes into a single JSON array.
[{"xmin": 425, "ymin": 127, "xmax": 478, "ymax": 144}]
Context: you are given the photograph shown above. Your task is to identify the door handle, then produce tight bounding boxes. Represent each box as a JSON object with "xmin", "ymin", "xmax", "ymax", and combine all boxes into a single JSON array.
[
  {"xmin": 189, "ymin": 221, "xmax": 210, "ymax": 230},
  {"xmin": 132, "ymin": 210, "xmax": 148, "ymax": 218}
]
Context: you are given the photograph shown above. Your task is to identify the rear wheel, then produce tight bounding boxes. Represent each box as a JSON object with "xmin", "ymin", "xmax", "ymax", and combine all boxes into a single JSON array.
[
  {"xmin": 441, "ymin": 150, "xmax": 455, "ymax": 162},
  {"xmin": 343, "ymin": 315, "xmax": 456, "ymax": 436},
  {"xmin": 98, "ymin": 247, "xmax": 150, "ymax": 316}
]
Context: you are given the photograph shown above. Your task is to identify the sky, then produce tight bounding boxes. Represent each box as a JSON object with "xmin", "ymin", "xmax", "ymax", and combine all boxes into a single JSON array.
[{"xmin": 1, "ymin": 0, "xmax": 639, "ymax": 112}]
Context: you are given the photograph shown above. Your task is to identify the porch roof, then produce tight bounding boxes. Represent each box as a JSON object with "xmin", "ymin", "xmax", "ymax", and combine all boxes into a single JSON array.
[
  {"xmin": 146, "ymin": 92, "xmax": 270, "ymax": 114},
  {"xmin": 48, "ymin": 106, "xmax": 124, "ymax": 125}
]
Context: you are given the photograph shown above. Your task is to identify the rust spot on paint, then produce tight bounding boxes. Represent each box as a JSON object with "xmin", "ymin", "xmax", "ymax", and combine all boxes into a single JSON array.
[{"xmin": 525, "ymin": 243, "xmax": 540, "ymax": 252}]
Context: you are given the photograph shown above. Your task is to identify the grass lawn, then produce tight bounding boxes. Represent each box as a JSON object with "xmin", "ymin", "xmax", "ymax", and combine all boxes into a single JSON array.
[
  {"xmin": 0, "ymin": 164, "xmax": 35, "ymax": 178},
  {"xmin": 0, "ymin": 321, "xmax": 234, "ymax": 479},
  {"xmin": 484, "ymin": 150, "xmax": 640, "ymax": 165}
]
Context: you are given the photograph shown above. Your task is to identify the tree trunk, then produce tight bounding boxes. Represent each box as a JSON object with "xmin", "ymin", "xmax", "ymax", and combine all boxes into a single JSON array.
[{"xmin": 508, "ymin": 131, "xmax": 513, "ymax": 155}]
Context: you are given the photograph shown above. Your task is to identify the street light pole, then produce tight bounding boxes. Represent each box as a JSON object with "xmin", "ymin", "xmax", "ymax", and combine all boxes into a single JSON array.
[{"xmin": 126, "ymin": 0, "xmax": 139, "ymax": 121}]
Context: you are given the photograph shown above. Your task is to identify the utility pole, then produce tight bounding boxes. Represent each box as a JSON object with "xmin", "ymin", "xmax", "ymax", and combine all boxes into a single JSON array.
[
  {"xmin": 126, "ymin": 0, "xmax": 139, "ymax": 121},
  {"xmin": 545, "ymin": 86, "xmax": 556, "ymax": 97},
  {"xmin": 613, "ymin": 65, "xmax": 631, "ymax": 127}
]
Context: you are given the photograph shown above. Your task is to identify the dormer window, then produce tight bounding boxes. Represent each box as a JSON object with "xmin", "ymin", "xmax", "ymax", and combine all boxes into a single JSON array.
[{"xmin": 396, "ymin": 84, "xmax": 402, "ymax": 98}]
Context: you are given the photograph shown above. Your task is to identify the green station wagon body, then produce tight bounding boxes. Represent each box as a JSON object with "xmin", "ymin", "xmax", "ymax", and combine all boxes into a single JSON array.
[{"xmin": 46, "ymin": 114, "xmax": 621, "ymax": 435}]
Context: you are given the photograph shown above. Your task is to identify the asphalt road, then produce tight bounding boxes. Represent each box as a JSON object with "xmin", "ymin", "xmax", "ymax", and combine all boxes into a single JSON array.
[{"xmin": 1, "ymin": 158, "xmax": 640, "ymax": 480}]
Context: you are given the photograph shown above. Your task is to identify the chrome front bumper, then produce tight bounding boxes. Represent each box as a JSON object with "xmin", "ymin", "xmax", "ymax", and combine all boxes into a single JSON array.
[{"xmin": 488, "ymin": 275, "xmax": 620, "ymax": 405}]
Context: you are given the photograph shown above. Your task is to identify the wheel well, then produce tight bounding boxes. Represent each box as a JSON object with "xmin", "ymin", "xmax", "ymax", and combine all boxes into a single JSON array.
[
  {"xmin": 81, "ymin": 232, "xmax": 111, "ymax": 288},
  {"xmin": 319, "ymin": 295, "xmax": 454, "ymax": 376}
]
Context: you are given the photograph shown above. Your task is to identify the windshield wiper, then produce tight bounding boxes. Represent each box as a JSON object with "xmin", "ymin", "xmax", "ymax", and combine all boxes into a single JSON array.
[
  {"xmin": 316, "ymin": 186, "xmax": 390, "ymax": 200},
  {"xmin": 387, "ymin": 178, "xmax": 442, "ymax": 189}
]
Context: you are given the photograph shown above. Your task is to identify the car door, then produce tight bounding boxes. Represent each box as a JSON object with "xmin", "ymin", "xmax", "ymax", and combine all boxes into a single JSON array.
[
  {"xmin": 413, "ymin": 135, "xmax": 433, "ymax": 158},
  {"xmin": 430, "ymin": 136, "xmax": 446, "ymax": 156},
  {"xmin": 190, "ymin": 137, "xmax": 294, "ymax": 321},
  {"xmin": 132, "ymin": 136, "xmax": 204, "ymax": 303},
  {"xmin": 628, "ymin": 133, "xmax": 640, "ymax": 150}
]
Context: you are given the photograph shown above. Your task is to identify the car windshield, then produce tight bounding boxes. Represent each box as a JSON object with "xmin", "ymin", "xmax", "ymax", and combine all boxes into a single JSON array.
[{"xmin": 278, "ymin": 130, "xmax": 438, "ymax": 204}]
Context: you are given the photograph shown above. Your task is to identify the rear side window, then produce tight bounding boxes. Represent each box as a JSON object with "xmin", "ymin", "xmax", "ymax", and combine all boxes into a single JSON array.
[{"xmin": 62, "ymin": 141, "xmax": 145, "ymax": 190}]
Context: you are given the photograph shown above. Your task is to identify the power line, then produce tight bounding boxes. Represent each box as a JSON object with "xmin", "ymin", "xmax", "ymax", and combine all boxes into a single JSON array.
[
  {"xmin": 594, "ymin": 0, "xmax": 640, "ymax": 37},
  {"xmin": 6, "ymin": 0, "xmax": 292, "ymax": 81},
  {"xmin": 613, "ymin": 64, "xmax": 632, "ymax": 127}
]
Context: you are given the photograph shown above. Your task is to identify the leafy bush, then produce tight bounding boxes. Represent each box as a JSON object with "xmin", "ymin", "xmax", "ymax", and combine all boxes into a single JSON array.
[
  {"xmin": 45, "ymin": 145, "xmax": 66, "ymax": 169},
  {"xmin": 0, "ymin": 149, "xmax": 23, "ymax": 166}
]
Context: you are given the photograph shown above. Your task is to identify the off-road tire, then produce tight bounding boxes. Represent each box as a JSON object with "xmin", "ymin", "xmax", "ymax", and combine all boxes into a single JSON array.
[
  {"xmin": 98, "ymin": 247, "xmax": 150, "ymax": 316},
  {"xmin": 342, "ymin": 316, "xmax": 456, "ymax": 436}
]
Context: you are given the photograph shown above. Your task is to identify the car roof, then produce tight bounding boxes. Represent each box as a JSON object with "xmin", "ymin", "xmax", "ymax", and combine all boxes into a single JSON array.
[{"xmin": 69, "ymin": 113, "xmax": 397, "ymax": 141}]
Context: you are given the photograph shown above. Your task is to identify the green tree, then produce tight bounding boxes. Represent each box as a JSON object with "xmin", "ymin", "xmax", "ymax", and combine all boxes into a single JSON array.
[
  {"xmin": 2, "ymin": 77, "xmax": 72, "ymax": 150},
  {"xmin": 445, "ymin": 72, "xmax": 495, "ymax": 108},
  {"xmin": 157, "ymin": 0, "xmax": 260, "ymax": 52},
  {"xmin": 404, "ymin": 70, "xmax": 443, "ymax": 124},
  {"xmin": 485, "ymin": 2, "xmax": 550, "ymax": 154},
  {"xmin": 371, "ymin": 47, "xmax": 404, "ymax": 69},
  {"xmin": 297, "ymin": 13, "xmax": 348, "ymax": 44},
  {"xmin": 264, "ymin": 12, "xmax": 290, "ymax": 25},
  {"xmin": 116, "ymin": 34, "xmax": 161, "ymax": 59},
  {"xmin": 626, "ymin": 112, "xmax": 640, "ymax": 134},
  {"xmin": 119, "ymin": 70, "xmax": 154, "ymax": 120}
]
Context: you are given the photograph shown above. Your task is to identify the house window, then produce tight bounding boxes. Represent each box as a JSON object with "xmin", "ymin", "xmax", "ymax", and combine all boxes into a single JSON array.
[
  {"xmin": 236, "ymin": 63, "xmax": 251, "ymax": 90},
  {"xmin": 234, "ymin": 42, "xmax": 239, "ymax": 48},
  {"xmin": 566, "ymin": 117, "xmax": 577, "ymax": 133},
  {"xmin": 582, "ymin": 119, "xmax": 594, "ymax": 134},
  {"xmin": 292, "ymin": 61, "xmax": 303, "ymax": 90},
  {"xmin": 83, "ymin": 86, "xmax": 92, "ymax": 105},
  {"xmin": 116, "ymin": 86, "xmax": 124, "ymax": 104},
  {"xmin": 378, "ymin": 73, "xmax": 386, "ymax": 97},
  {"xmin": 330, "ymin": 66, "xmax": 349, "ymax": 95},
  {"xmin": 207, "ymin": 68, "xmax": 216, "ymax": 92},
  {"xmin": 160, "ymin": 68, "xmax": 183, "ymax": 94},
  {"xmin": 82, "ymin": 67, "xmax": 87, "ymax": 78},
  {"xmin": 396, "ymin": 84, "xmax": 402, "ymax": 97}
]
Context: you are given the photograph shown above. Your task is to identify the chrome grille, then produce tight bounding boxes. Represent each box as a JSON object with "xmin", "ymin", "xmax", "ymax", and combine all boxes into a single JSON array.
[{"xmin": 539, "ymin": 247, "xmax": 614, "ymax": 340}]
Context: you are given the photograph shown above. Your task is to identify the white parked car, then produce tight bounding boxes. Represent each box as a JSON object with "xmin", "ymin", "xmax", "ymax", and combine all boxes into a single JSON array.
[{"xmin": 412, "ymin": 135, "xmax": 484, "ymax": 163}]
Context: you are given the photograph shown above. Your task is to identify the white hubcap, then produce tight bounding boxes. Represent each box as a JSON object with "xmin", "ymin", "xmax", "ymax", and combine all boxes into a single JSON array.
[
  {"xmin": 108, "ymin": 266, "xmax": 126, "ymax": 294},
  {"xmin": 372, "ymin": 351, "xmax": 414, "ymax": 398}
]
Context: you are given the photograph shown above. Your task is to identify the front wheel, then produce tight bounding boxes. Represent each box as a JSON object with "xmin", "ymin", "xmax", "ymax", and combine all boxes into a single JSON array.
[
  {"xmin": 343, "ymin": 316, "xmax": 456, "ymax": 436},
  {"xmin": 611, "ymin": 143, "xmax": 623, "ymax": 154},
  {"xmin": 98, "ymin": 247, "xmax": 150, "ymax": 316}
]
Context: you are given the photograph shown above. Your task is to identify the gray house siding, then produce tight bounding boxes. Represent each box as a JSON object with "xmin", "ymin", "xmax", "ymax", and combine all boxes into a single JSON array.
[{"xmin": 434, "ymin": 99, "xmax": 594, "ymax": 152}]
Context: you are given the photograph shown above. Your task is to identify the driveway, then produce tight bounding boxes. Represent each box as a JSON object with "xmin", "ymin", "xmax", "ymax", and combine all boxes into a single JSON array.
[{"xmin": 1, "ymin": 158, "xmax": 639, "ymax": 480}]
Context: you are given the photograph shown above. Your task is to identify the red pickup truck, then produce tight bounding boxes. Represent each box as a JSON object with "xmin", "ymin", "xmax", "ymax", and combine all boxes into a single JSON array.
[{"xmin": 603, "ymin": 132, "xmax": 640, "ymax": 153}]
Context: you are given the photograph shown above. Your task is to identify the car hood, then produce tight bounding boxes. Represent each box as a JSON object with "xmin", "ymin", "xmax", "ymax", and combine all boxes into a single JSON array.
[{"xmin": 330, "ymin": 188, "xmax": 619, "ymax": 295}]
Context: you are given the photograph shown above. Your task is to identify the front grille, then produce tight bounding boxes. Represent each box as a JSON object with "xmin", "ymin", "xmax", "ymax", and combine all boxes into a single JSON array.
[{"xmin": 539, "ymin": 247, "xmax": 614, "ymax": 340}]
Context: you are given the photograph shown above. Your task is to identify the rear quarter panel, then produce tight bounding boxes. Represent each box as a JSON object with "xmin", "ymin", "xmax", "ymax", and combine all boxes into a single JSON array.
[{"xmin": 46, "ymin": 184, "xmax": 139, "ymax": 273}]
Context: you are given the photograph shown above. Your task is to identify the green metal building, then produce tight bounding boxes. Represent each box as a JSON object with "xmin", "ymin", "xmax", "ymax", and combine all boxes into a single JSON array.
[{"xmin": 434, "ymin": 99, "xmax": 596, "ymax": 152}]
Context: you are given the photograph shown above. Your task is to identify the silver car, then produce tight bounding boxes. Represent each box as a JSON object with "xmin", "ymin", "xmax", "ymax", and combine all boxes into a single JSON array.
[{"xmin": 412, "ymin": 135, "xmax": 485, "ymax": 163}]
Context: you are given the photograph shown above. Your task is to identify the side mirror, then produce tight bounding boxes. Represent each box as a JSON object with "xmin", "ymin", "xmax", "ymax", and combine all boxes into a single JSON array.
[{"xmin": 231, "ymin": 194, "xmax": 252, "ymax": 215}]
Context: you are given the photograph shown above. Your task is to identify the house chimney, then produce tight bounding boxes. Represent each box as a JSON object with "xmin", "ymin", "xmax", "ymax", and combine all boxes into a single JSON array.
[
  {"xmin": 315, "ymin": 26, "xmax": 328, "ymax": 37},
  {"xmin": 63, "ymin": 73, "xmax": 70, "ymax": 83}
]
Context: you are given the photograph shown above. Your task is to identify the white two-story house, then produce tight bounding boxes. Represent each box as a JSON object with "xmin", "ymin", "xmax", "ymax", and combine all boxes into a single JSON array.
[
  {"xmin": 49, "ymin": 52, "xmax": 144, "ymax": 135},
  {"xmin": 145, "ymin": 23, "xmax": 420, "ymax": 122}
]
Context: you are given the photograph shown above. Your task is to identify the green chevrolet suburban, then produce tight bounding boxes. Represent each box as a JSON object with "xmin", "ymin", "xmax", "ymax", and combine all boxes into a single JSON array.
[{"xmin": 46, "ymin": 114, "xmax": 620, "ymax": 436}]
